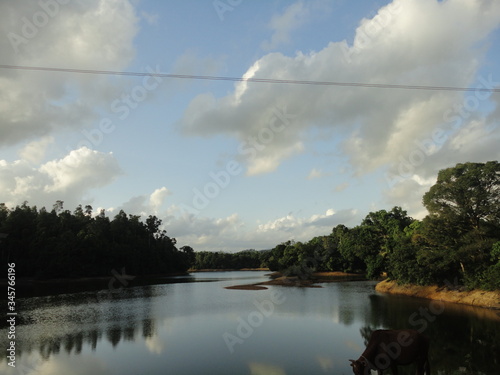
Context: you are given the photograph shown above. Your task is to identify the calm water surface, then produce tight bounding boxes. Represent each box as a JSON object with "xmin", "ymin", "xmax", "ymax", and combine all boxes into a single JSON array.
[{"xmin": 1, "ymin": 271, "xmax": 499, "ymax": 375}]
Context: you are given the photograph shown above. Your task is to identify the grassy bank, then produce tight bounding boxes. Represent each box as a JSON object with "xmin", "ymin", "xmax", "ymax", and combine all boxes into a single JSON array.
[{"xmin": 375, "ymin": 279, "xmax": 500, "ymax": 310}]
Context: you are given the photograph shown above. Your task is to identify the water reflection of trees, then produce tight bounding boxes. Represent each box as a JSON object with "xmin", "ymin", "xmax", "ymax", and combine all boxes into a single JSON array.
[
  {"xmin": 358, "ymin": 294, "xmax": 500, "ymax": 375},
  {"xmin": 0, "ymin": 286, "xmax": 160, "ymax": 364},
  {"xmin": 5, "ymin": 318, "xmax": 159, "ymax": 364}
]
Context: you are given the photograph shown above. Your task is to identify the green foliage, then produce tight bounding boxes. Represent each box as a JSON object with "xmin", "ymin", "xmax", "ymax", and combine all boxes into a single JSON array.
[
  {"xmin": 1, "ymin": 162, "xmax": 499, "ymax": 290},
  {"xmin": 264, "ymin": 208, "xmax": 416, "ymax": 279},
  {"xmin": 479, "ymin": 262, "xmax": 500, "ymax": 290},
  {"xmin": 263, "ymin": 161, "xmax": 500, "ymax": 290},
  {"xmin": 0, "ymin": 202, "xmax": 193, "ymax": 279},
  {"xmin": 423, "ymin": 161, "xmax": 500, "ymax": 229},
  {"xmin": 419, "ymin": 162, "xmax": 500, "ymax": 289},
  {"xmin": 192, "ymin": 249, "xmax": 266, "ymax": 270}
]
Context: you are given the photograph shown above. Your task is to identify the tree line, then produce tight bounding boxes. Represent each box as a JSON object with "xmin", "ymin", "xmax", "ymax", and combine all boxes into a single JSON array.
[
  {"xmin": 192, "ymin": 250, "xmax": 265, "ymax": 270},
  {"xmin": 0, "ymin": 201, "xmax": 194, "ymax": 279},
  {"xmin": 265, "ymin": 161, "xmax": 500, "ymax": 290},
  {"xmin": 1, "ymin": 161, "xmax": 498, "ymax": 290}
]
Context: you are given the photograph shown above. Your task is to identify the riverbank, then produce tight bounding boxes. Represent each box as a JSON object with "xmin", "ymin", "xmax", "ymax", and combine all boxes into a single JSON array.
[
  {"xmin": 375, "ymin": 279, "xmax": 500, "ymax": 310},
  {"xmin": 0, "ymin": 272, "xmax": 188, "ymax": 285},
  {"xmin": 189, "ymin": 268, "xmax": 269, "ymax": 272},
  {"xmin": 225, "ymin": 271, "xmax": 366, "ymax": 290},
  {"xmin": 0, "ymin": 272, "xmax": 189, "ymax": 298}
]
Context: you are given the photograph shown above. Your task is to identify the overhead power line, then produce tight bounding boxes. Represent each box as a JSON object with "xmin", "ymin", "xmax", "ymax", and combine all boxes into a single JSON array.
[{"xmin": 0, "ymin": 64, "xmax": 499, "ymax": 93}]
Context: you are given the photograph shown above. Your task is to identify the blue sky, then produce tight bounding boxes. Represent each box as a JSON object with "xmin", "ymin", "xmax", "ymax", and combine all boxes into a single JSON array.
[{"xmin": 1, "ymin": 0, "xmax": 499, "ymax": 251}]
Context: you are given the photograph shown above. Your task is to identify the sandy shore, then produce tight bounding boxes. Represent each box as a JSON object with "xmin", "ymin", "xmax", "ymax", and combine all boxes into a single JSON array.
[
  {"xmin": 224, "ymin": 271, "xmax": 366, "ymax": 290},
  {"xmin": 375, "ymin": 279, "xmax": 500, "ymax": 310}
]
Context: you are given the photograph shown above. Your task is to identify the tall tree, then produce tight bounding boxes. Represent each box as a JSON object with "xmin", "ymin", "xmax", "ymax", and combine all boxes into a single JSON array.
[
  {"xmin": 421, "ymin": 161, "xmax": 500, "ymax": 287},
  {"xmin": 423, "ymin": 161, "xmax": 500, "ymax": 230}
]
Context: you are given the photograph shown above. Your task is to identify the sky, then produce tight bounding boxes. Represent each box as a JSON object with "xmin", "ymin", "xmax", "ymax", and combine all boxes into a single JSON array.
[{"xmin": 0, "ymin": 0, "xmax": 499, "ymax": 252}]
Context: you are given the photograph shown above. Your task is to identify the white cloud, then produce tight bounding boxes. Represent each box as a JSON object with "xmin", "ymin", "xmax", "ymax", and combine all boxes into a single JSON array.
[
  {"xmin": 164, "ymin": 210, "xmax": 245, "ymax": 250},
  {"xmin": 141, "ymin": 10, "xmax": 159, "ymax": 25},
  {"xmin": 179, "ymin": 0, "xmax": 500, "ymax": 183},
  {"xmin": 150, "ymin": 187, "xmax": 171, "ymax": 211},
  {"xmin": 41, "ymin": 148, "xmax": 121, "ymax": 193},
  {"xmin": 307, "ymin": 168, "xmax": 329, "ymax": 180},
  {"xmin": 257, "ymin": 209, "xmax": 358, "ymax": 238},
  {"xmin": 384, "ymin": 106, "xmax": 500, "ymax": 217},
  {"xmin": 156, "ymin": 207, "xmax": 358, "ymax": 251},
  {"xmin": 120, "ymin": 187, "xmax": 171, "ymax": 217},
  {"xmin": 247, "ymin": 141, "xmax": 304, "ymax": 176},
  {"xmin": 0, "ymin": 147, "xmax": 122, "ymax": 209},
  {"xmin": 0, "ymin": 0, "xmax": 139, "ymax": 147},
  {"xmin": 384, "ymin": 176, "xmax": 434, "ymax": 220},
  {"xmin": 261, "ymin": 1, "xmax": 309, "ymax": 51},
  {"xmin": 18, "ymin": 136, "xmax": 54, "ymax": 164}
]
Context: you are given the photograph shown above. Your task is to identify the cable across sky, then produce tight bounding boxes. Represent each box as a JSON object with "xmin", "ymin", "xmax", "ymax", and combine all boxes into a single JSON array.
[{"xmin": 0, "ymin": 64, "xmax": 499, "ymax": 93}]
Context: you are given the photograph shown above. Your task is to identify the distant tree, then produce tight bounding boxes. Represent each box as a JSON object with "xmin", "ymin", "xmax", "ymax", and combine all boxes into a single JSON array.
[
  {"xmin": 0, "ymin": 202, "xmax": 192, "ymax": 279},
  {"xmin": 52, "ymin": 200, "xmax": 64, "ymax": 214},
  {"xmin": 261, "ymin": 162, "xmax": 499, "ymax": 289},
  {"xmin": 84, "ymin": 205, "xmax": 93, "ymax": 217},
  {"xmin": 339, "ymin": 225, "xmax": 380, "ymax": 276},
  {"xmin": 386, "ymin": 220, "xmax": 432, "ymax": 285},
  {"xmin": 343, "ymin": 207, "xmax": 414, "ymax": 278},
  {"xmin": 180, "ymin": 246, "xmax": 195, "ymax": 269}
]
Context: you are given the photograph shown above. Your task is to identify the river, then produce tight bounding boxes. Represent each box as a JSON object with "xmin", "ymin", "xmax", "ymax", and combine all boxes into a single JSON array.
[{"xmin": 1, "ymin": 271, "xmax": 499, "ymax": 374}]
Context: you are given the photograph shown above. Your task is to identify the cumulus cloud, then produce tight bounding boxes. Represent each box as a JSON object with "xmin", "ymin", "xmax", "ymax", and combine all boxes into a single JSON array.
[
  {"xmin": 258, "ymin": 209, "xmax": 356, "ymax": 233},
  {"xmin": 261, "ymin": 1, "xmax": 310, "ymax": 51},
  {"xmin": 18, "ymin": 136, "xmax": 54, "ymax": 163},
  {"xmin": 163, "ymin": 210, "xmax": 245, "ymax": 250},
  {"xmin": 120, "ymin": 187, "xmax": 171, "ymax": 216},
  {"xmin": 178, "ymin": 0, "xmax": 500, "ymax": 182},
  {"xmin": 150, "ymin": 187, "xmax": 171, "ymax": 211},
  {"xmin": 384, "ymin": 176, "xmax": 434, "ymax": 220},
  {"xmin": 261, "ymin": 0, "xmax": 331, "ymax": 51},
  {"xmin": 157, "ymin": 207, "xmax": 359, "ymax": 251},
  {"xmin": 0, "ymin": 0, "xmax": 139, "ymax": 147},
  {"xmin": 0, "ymin": 147, "xmax": 122, "ymax": 209}
]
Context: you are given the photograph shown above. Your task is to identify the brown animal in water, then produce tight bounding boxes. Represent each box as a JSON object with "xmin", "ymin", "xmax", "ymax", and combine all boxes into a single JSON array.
[{"xmin": 349, "ymin": 329, "xmax": 430, "ymax": 375}]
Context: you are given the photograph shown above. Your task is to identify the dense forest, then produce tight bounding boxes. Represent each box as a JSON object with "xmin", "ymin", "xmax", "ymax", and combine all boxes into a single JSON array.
[
  {"xmin": 265, "ymin": 161, "xmax": 500, "ymax": 291},
  {"xmin": 1, "ymin": 161, "xmax": 499, "ymax": 291},
  {"xmin": 0, "ymin": 201, "xmax": 194, "ymax": 279},
  {"xmin": 192, "ymin": 250, "xmax": 265, "ymax": 270}
]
